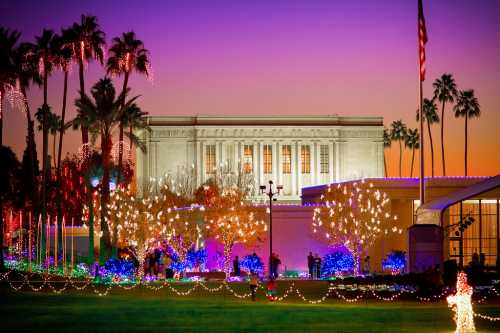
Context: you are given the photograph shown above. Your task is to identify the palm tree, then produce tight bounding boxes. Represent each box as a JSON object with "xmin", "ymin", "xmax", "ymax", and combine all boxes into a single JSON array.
[
  {"xmin": 383, "ymin": 128, "xmax": 391, "ymax": 177},
  {"xmin": 405, "ymin": 128, "xmax": 420, "ymax": 177},
  {"xmin": 390, "ymin": 120, "xmax": 407, "ymax": 177},
  {"xmin": 74, "ymin": 78, "xmax": 144, "ymax": 264},
  {"xmin": 433, "ymin": 74, "xmax": 458, "ymax": 176},
  {"xmin": 417, "ymin": 98, "xmax": 439, "ymax": 177},
  {"xmin": 67, "ymin": 15, "xmax": 106, "ymax": 156},
  {"xmin": 454, "ymin": 90, "xmax": 480, "ymax": 176},
  {"xmin": 33, "ymin": 29, "xmax": 56, "ymax": 260},
  {"xmin": 0, "ymin": 27, "xmax": 21, "ymax": 271},
  {"xmin": 14, "ymin": 42, "xmax": 42, "ymax": 222},
  {"xmin": 35, "ymin": 106, "xmax": 61, "ymax": 168},
  {"xmin": 106, "ymin": 31, "xmax": 150, "ymax": 184}
]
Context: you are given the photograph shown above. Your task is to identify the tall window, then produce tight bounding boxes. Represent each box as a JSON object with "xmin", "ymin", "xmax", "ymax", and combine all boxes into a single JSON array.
[
  {"xmin": 243, "ymin": 145, "xmax": 253, "ymax": 173},
  {"xmin": 301, "ymin": 145, "xmax": 310, "ymax": 174},
  {"xmin": 263, "ymin": 144, "xmax": 273, "ymax": 174},
  {"xmin": 282, "ymin": 145, "xmax": 291, "ymax": 174},
  {"xmin": 206, "ymin": 145, "xmax": 216, "ymax": 174},
  {"xmin": 320, "ymin": 144, "xmax": 329, "ymax": 174}
]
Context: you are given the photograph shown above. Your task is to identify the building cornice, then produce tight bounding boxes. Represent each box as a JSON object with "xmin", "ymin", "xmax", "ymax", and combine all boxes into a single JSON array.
[{"xmin": 146, "ymin": 115, "xmax": 383, "ymax": 127}]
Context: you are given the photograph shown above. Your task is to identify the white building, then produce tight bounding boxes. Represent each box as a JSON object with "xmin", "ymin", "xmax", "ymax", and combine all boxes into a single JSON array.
[{"xmin": 136, "ymin": 115, "xmax": 384, "ymax": 201}]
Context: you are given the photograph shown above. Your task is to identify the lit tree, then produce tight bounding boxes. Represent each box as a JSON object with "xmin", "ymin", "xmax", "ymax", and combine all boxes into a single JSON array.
[
  {"xmin": 203, "ymin": 184, "xmax": 267, "ymax": 275},
  {"xmin": 312, "ymin": 179, "xmax": 402, "ymax": 274}
]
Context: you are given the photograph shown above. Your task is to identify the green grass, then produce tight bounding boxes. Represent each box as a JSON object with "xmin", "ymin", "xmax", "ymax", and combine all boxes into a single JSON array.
[{"xmin": 1, "ymin": 282, "xmax": 499, "ymax": 332}]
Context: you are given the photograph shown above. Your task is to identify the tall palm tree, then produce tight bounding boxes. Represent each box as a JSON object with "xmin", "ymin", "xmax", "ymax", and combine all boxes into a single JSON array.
[
  {"xmin": 0, "ymin": 27, "xmax": 21, "ymax": 271},
  {"xmin": 14, "ymin": 42, "xmax": 42, "ymax": 222},
  {"xmin": 433, "ymin": 74, "xmax": 458, "ymax": 176},
  {"xmin": 383, "ymin": 128, "xmax": 391, "ymax": 177},
  {"xmin": 74, "ymin": 78, "xmax": 143, "ymax": 264},
  {"xmin": 106, "ymin": 31, "xmax": 150, "ymax": 184},
  {"xmin": 405, "ymin": 128, "xmax": 420, "ymax": 177},
  {"xmin": 454, "ymin": 90, "xmax": 480, "ymax": 176},
  {"xmin": 417, "ymin": 98, "xmax": 439, "ymax": 177},
  {"xmin": 390, "ymin": 120, "xmax": 407, "ymax": 177},
  {"xmin": 35, "ymin": 106, "xmax": 61, "ymax": 168},
  {"xmin": 34, "ymin": 28, "xmax": 56, "ymax": 261},
  {"xmin": 67, "ymin": 15, "xmax": 106, "ymax": 156}
]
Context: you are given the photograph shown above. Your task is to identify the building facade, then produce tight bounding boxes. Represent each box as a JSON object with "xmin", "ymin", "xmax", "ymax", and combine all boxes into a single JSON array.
[{"xmin": 136, "ymin": 115, "xmax": 384, "ymax": 200}]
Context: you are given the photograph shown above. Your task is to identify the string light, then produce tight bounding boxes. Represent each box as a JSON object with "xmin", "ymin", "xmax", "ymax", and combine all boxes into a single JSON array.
[{"xmin": 447, "ymin": 272, "xmax": 475, "ymax": 332}]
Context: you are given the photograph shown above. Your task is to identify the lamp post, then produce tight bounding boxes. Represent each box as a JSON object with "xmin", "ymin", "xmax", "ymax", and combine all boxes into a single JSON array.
[{"xmin": 260, "ymin": 180, "xmax": 282, "ymax": 280}]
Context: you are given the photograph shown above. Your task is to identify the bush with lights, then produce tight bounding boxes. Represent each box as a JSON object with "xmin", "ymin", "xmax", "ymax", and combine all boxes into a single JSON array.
[
  {"xmin": 382, "ymin": 250, "xmax": 406, "ymax": 275},
  {"xmin": 321, "ymin": 250, "xmax": 355, "ymax": 278},
  {"xmin": 240, "ymin": 253, "xmax": 264, "ymax": 274}
]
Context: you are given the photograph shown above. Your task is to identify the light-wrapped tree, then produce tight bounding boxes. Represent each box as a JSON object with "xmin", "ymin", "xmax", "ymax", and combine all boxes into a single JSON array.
[
  {"xmin": 202, "ymin": 184, "xmax": 267, "ymax": 275},
  {"xmin": 312, "ymin": 179, "xmax": 402, "ymax": 274}
]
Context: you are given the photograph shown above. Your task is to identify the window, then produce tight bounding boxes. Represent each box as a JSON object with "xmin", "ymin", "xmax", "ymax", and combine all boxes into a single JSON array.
[
  {"xmin": 263, "ymin": 144, "xmax": 272, "ymax": 174},
  {"xmin": 206, "ymin": 145, "xmax": 216, "ymax": 174},
  {"xmin": 282, "ymin": 145, "xmax": 291, "ymax": 174},
  {"xmin": 301, "ymin": 145, "xmax": 310, "ymax": 174},
  {"xmin": 243, "ymin": 145, "xmax": 253, "ymax": 173},
  {"xmin": 320, "ymin": 144, "xmax": 329, "ymax": 174}
]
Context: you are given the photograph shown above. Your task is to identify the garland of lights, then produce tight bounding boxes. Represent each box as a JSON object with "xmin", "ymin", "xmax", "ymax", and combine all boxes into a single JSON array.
[{"xmin": 447, "ymin": 272, "xmax": 476, "ymax": 332}]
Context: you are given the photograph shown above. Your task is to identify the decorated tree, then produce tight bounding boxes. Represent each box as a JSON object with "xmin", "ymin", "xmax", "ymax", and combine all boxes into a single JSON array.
[
  {"xmin": 203, "ymin": 184, "xmax": 267, "ymax": 275},
  {"xmin": 312, "ymin": 179, "xmax": 402, "ymax": 274}
]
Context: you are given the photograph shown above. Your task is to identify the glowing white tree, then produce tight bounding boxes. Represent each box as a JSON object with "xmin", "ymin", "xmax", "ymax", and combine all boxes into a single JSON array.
[{"xmin": 312, "ymin": 179, "xmax": 402, "ymax": 273}]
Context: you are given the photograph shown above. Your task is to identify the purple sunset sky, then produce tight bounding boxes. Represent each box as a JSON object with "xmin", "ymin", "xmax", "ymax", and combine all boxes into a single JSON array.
[{"xmin": 1, "ymin": 0, "xmax": 499, "ymax": 176}]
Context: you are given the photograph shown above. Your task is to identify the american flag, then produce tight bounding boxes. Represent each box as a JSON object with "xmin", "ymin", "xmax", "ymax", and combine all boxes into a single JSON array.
[{"xmin": 418, "ymin": 0, "xmax": 428, "ymax": 81}]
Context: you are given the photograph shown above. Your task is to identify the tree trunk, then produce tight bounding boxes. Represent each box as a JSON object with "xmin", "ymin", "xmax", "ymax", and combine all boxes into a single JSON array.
[
  {"xmin": 427, "ymin": 120, "xmax": 435, "ymax": 177},
  {"xmin": 384, "ymin": 152, "xmax": 388, "ymax": 177},
  {"xmin": 398, "ymin": 140, "xmax": 402, "ymax": 177},
  {"xmin": 136, "ymin": 245, "xmax": 146, "ymax": 282},
  {"xmin": 465, "ymin": 117, "xmax": 468, "ymax": 176},
  {"xmin": 87, "ymin": 192, "xmax": 95, "ymax": 265},
  {"xmin": 223, "ymin": 242, "xmax": 233, "ymax": 278},
  {"xmin": 99, "ymin": 133, "xmax": 112, "ymax": 264},
  {"xmin": 440, "ymin": 101, "xmax": 446, "ymax": 176},
  {"xmin": 410, "ymin": 148, "xmax": 415, "ymax": 177},
  {"xmin": 56, "ymin": 71, "xmax": 68, "ymax": 264},
  {"xmin": 0, "ymin": 93, "xmax": 4, "ymax": 271},
  {"xmin": 112, "ymin": 73, "xmax": 130, "ymax": 258},
  {"xmin": 22, "ymin": 87, "xmax": 39, "ymax": 221},
  {"xmin": 41, "ymin": 69, "xmax": 49, "ymax": 264}
]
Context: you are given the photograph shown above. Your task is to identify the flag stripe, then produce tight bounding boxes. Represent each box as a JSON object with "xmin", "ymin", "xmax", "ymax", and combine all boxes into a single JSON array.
[{"xmin": 418, "ymin": 0, "xmax": 428, "ymax": 81}]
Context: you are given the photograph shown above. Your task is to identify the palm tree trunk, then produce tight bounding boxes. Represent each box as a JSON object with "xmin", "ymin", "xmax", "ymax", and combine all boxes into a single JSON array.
[
  {"xmin": 398, "ymin": 140, "xmax": 402, "ymax": 177},
  {"xmin": 21, "ymin": 87, "xmax": 39, "ymax": 221},
  {"xmin": 465, "ymin": 116, "xmax": 468, "ymax": 176},
  {"xmin": 0, "ymin": 93, "xmax": 4, "ymax": 271},
  {"xmin": 41, "ymin": 69, "xmax": 49, "ymax": 264},
  {"xmin": 440, "ymin": 101, "xmax": 446, "ymax": 176},
  {"xmin": 384, "ymin": 152, "xmax": 388, "ymax": 177},
  {"xmin": 56, "ymin": 70, "xmax": 68, "ymax": 264},
  {"xmin": 410, "ymin": 148, "xmax": 415, "ymax": 177},
  {"xmin": 427, "ymin": 120, "xmax": 435, "ymax": 177},
  {"xmin": 52, "ymin": 133, "xmax": 56, "ymax": 170},
  {"xmin": 118, "ymin": 72, "xmax": 129, "ymax": 183},
  {"xmin": 100, "ymin": 133, "xmax": 112, "ymax": 264}
]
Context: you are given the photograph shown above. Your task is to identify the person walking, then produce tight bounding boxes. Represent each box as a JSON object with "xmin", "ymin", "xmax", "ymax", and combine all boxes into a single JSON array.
[
  {"xmin": 307, "ymin": 252, "xmax": 314, "ymax": 279},
  {"xmin": 233, "ymin": 256, "xmax": 241, "ymax": 276},
  {"xmin": 249, "ymin": 272, "xmax": 259, "ymax": 301}
]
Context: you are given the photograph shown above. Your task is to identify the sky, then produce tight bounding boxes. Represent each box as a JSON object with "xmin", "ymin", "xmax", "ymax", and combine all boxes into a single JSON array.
[{"xmin": 1, "ymin": 0, "xmax": 499, "ymax": 177}]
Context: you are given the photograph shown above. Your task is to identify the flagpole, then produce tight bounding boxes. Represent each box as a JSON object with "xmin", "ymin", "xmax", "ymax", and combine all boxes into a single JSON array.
[{"xmin": 419, "ymin": 79, "xmax": 425, "ymax": 205}]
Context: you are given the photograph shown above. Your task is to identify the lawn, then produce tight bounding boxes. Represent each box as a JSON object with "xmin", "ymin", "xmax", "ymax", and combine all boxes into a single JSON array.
[{"xmin": 1, "ymin": 282, "xmax": 499, "ymax": 332}]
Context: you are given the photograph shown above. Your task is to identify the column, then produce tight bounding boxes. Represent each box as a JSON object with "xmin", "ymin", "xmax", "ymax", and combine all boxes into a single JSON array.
[
  {"xmin": 259, "ymin": 141, "xmax": 264, "ymax": 188},
  {"xmin": 296, "ymin": 141, "xmax": 302, "ymax": 195},
  {"xmin": 252, "ymin": 142, "xmax": 258, "ymax": 189},
  {"xmin": 328, "ymin": 141, "xmax": 334, "ymax": 183},
  {"xmin": 196, "ymin": 141, "xmax": 202, "ymax": 187},
  {"xmin": 291, "ymin": 143, "xmax": 297, "ymax": 195},
  {"xmin": 220, "ymin": 141, "xmax": 226, "ymax": 168},
  {"xmin": 277, "ymin": 141, "xmax": 282, "ymax": 186},
  {"xmin": 311, "ymin": 142, "xmax": 317, "ymax": 185},
  {"xmin": 200, "ymin": 141, "xmax": 205, "ymax": 183},
  {"xmin": 335, "ymin": 141, "xmax": 341, "ymax": 181}
]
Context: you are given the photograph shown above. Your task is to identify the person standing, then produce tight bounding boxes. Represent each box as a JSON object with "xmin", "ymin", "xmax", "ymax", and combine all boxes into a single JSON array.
[
  {"xmin": 307, "ymin": 252, "xmax": 314, "ymax": 279},
  {"xmin": 249, "ymin": 272, "xmax": 259, "ymax": 301},
  {"xmin": 233, "ymin": 256, "xmax": 241, "ymax": 276},
  {"xmin": 314, "ymin": 254, "xmax": 321, "ymax": 279}
]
